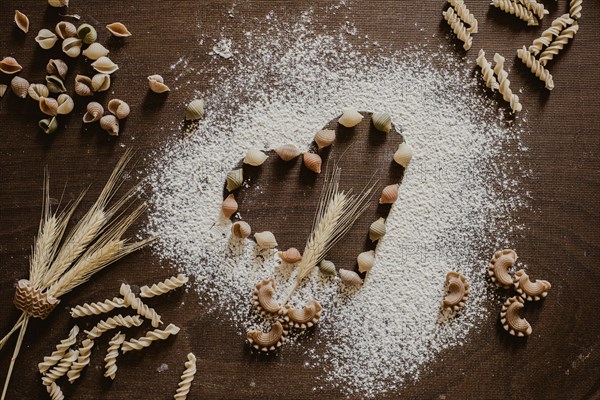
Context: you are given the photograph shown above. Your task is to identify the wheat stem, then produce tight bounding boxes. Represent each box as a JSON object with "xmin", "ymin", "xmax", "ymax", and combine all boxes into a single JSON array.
[
  {"xmin": 0, "ymin": 315, "xmax": 25, "ymax": 351},
  {"xmin": 1, "ymin": 315, "xmax": 29, "ymax": 400}
]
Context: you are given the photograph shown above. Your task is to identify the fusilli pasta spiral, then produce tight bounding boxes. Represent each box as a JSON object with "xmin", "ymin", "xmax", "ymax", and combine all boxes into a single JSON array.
[
  {"xmin": 84, "ymin": 314, "xmax": 143, "ymax": 339},
  {"xmin": 492, "ymin": 0, "xmax": 538, "ymax": 26},
  {"xmin": 66, "ymin": 339, "xmax": 94, "ymax": 383},
  {"xmin": 70, "ymin": 297, "xmax": 126, "ymax": 318},
  {"xmin": 46, "ymin": 382, "xmax": 64, "ymax": 400},
  {"xmin": 539, "ymin": 22, "xmax": 579, "ymax": 66},
  {"xmin": 569, "ymin": 0, "xmax": 582, "ymax": 20},
  {"xmin": 174, "ymin": 353, "xmax": 197, "ymax": 400},
  {"xmin": 448, "ymin": 0, "xmax": 478, "ymax": 33},
  {"xmin": 442, "ymin": 6, "xmax": 473, "ymax": 51},
  {"xmin": 516, "ymin": 46, "xmax": 554, "ymax": 90},
  {"xmin": 140, "ymin": 274, "xmax": 189, "ymax": 298},
  {"xmin": 529, "ymin": 14, "xmax": 574, "ymax": 55},
  {"xmin": 121, "ymin": 324, "xmax": 181, "ymax": 353},
  {"xmin": 42, "ymin": 349, "xmax": 79, "ymax": 386},
  {"xmin": 38, "ymin": 325, "xmax": 79, "ymax": 374},
  {"xmin": 476, "ymin": 49, "xmax": 499, "ymax": 91},
  {"xmin": 493, "ymin": 53, "xmax": 522, "ymax": 113},
  {"xmin": 120, "ymin": 283, "xmax": 163, "ymax": 327},
  {"xmin": 516, "ymin": 0, "xmax": 548, "ymax": 19},
  {"xmin": 104, "ymin": 332, "xmax": 126, "ymax": 380}
]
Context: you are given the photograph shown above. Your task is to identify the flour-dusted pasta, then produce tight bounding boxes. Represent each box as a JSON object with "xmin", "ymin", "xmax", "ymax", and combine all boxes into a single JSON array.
[
  {"xmin": 516, "ymin": 46, "xmax": 554, "ymax": 90},
  {"xmin": 476, "ymin": 49, "xmax": 499, "ymax": 91},
  {"xmin": 491, "ymin": 0, "xmax": 538, "ymax": 26},
  {"xmin": 569, "ymin": 0, "xmax": 582, "ymax": 19},
  {"xmin": 70, "ymin": 297, "xmax": 126, "ymax": 318},
  {"xmin": 38, "ymin": 325, "xmax": 79, "ymax": 374},
  {"xmin": 104, "ymin": 332, "xmax": 126, "ymax": 380},
  {"xmin": 139, "ymin": 274, "xmax": 189, "ymax": 298},
  {"xmin": 84, "ymin": 314, "xmax": 143, "ymax": 339},
  {"xmin": 529, "ymin": 14, "xmax": 574, "ymax": 55},
  {"xmin": 120, "ymin": 283, "xmax": 163, "ymax": 327},
  {"xmin": 46, "ymin": 382, "xmax": 64, "ymax": 400},
  {"xmin": 448, "ymin": 0, "xmax": 478, "ymax": 33},
  {"xmin": 174, "ymin": 353, "xmax": 197, "ymax": 400},
  {"xmin": 442, "ymin": 6, "xmax": 473, "ymax": 51},
  {"xmin": 67, "ymin": 339, "xmax": 94, "ymax": 383},
  {"xmin": 42, "ymin": 349, "xmax": 79, "ymax": 386},
  {"xmin": 121, "ymin": 324, "xmax": 181, "ymax": 353},
  {"xmin": 539, "ymin": 21, "xmax": 580, "ymax": 66},
  {"xmin": 516, "ymin": 0, "xmax": 548, "ymax": 19},
  {"xmin": 493, "ymin": 53, "xmax": 522, "ymax": 113}
]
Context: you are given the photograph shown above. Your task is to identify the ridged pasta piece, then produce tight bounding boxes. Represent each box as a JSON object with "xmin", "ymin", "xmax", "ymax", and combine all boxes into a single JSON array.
[
  {"xmin": 529, "ymin": 14, "xmax": 574, "ymax": 55},
  {"xmin": 516, "ymin": 46, "xmax": 554, "ymax": 90},
  {"xmin": 448, "ymin": 0, "xmax": 478, "ymax": 33},
  {"xmin": 67, "ymin": 339, "xmax": 94, "ymax": 383},
  {"xmin": 47, "ymin": 382, "xmax": 64, "ymax": 400},
  {"xmin": 174, "ymin": 353, "xmax": 197, "ymax": 400},
  {"xmin": 121, "ymin": 324, "xmax": 180, "ymax": 353},
  {"xmin": 493, "ymin": 53, "xmax": 522, "ymax": 113},
  {"xmin": 42, "ymin": 349, "xmax": 79, "ymax": 386},
  {"xmin": 516, "ymin": 0, "xmax": 548, "ymax": 19},
  {"xmin": 569, "ymin": 0, "xmax": 582, "ymax": 19},
  {"xmin": 39, "ymin": 325, "xmax": 79, "ymax": 374},
  {"xmin": 140, "ymin": 274, "xmax": 189, "ymax": 298},
  {"xmin": 120, "ymin": 283, "xmax": 163, "ymax": 327},
  {"xmin": 70, "ymin": 297, "xmax": 126, "ymax": 318},
  {"xmin": 84, "ymin": 314, "xmax": 143, "ymax": 339},
  {"xmin": 104, "ymin": 332, "xmax": 126, "ymax": 380},
  {"xmin": 491, "ymin": 0, "xmax": 538, "ymax": 26},
  {"xmin": 539, "ymin": 22, "xmax": 580, "ymax": 66},
  {"xmin": 476, "ymin": 49, "xmax": 499, "ymax": 91},
  {"xmin": 442, "ymin": 6, "xmax": 473, "ymax": 51}
]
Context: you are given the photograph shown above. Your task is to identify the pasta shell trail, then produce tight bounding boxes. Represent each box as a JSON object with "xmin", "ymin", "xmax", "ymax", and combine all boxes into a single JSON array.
[
  {"xmin": 0, "ymin": 57, "xmax": 23, "ymax": 74},
  {"xmin": 500, "ymin": 296, "xmax": 532, "ymax": 337},
  {"xmin": 100, "ymin": 115, "xmax": 120, "ymax": 136},
  {"xmin": 14, "ymin": 10, "xmax": 29, "ymax": 33},
  {"xmin": 246, "ymin": 320, "xmax": 288, "ymax": 352},
  {"xmin": 303, "ymin": 152, "xmax": 322, "ymax": 173},
  {"xmin": 339, "ymin": 269, "xmax": 363, "ymax": 286},
  {"xmin": 47, "ymin": 59, "xmax": 68, "ymax": 80},
  {"xmin": 393, "ymin": 142, "xmax": 413, "ymax": 167},
  {"xmin": 319, "ymin": 260, "xmax": 336, "ymax": 276},
  {"xmin": 121, "ymin": 324, "xmax": 181, "ymax": 353},
  {"xmin": 338, "ymin": 108, "xmax": 363, "ymax": 128},
  {"xmin": 371, "ymin": 112, "xmax": 392, "ymax": 133},
  {"xmin": 513, "ymin": 270, "xmax": 551, "ymax": 301},
  {"xmin": 82, "ymin": 43, "xmax": 110, "ymax": 60},
  {"xmin": 74, "ymin": 75, "xmax": 93, "ymax": 97},
  {"xmin": 254, "ymin": 231, "xmax": 277, "ymax": 249},
  {"xmin": 120, "ymin": 283, "xmax": 163, "ymax": 327},
  {"xmin": 226, "ymin": 168, "xmax": 243, "ymax": 192},
  {"xmin": 278, "ymin": 247, "xmax": 302, "ymax": 264},
  {"xmin": 488, "ymin": 248, "xmax": 518, "ymax": 288},
  {"xmin": 476, "ymin": 49, "xmax": 499, "ymax": 91},
  {"xmin": 314, "ymin": 129, "xmax": 336, "ymax": 149},
  {"xmin": 281, "ymin": 299, "xmax": 322, "ymax": 329},
  {"xmin": 62, "ymin": 37, "xmax": 83, "ymax": 58},
  {"xmin": 369, "ymin": 217, "xmax": 386, "ymax": 242},
  {"xmin": 83, "ymin": 101, "xmax": 104, "ymax": 123},
  {"xmin": 516, "ymin": 46, "xmax": 554, "ymax": 90},
  {"xmin": 91, "ymin": 56, "xmax": 119, "ymax": 74},
  {"xmin": 104, "ymin": 332, "xmax": 125, "ymax": 380},
  {"xmin": 36, "ymin": 29, "xmax": 59, "ymax": 49},
  {"xmin": 174, "ymin": 353, "xmax": 197, "ymax": 400},
  {"xmin": 221, "ymin": 194, "xmax": 238, "ymax": 218},
  {"xmin": 231, "ymin": 221, "xmax": 252, "ymax": 239},
  {"xmin": 106, "ymin": 22, "xmax": 132, "ymax": 37},
  {"xmin": 357, "ymin": 250, "xmax": 376, "ymax": 273},
  {"xmin": 28, "ymin": 83, "xmax": 49, "ymax": 101},
  {"xmin": 243, "ymin": 148, "xmax": 268, "ymax": 166},
  {"xmin": 379, "ymin": 183, "xmax": 399, "ymax": 204},
  {"xmin": 55, "ymin": 21, "xmax": 76, "ymax": 39},
  {"xmin": 108, "ymin": 99, "xmax": 131, "ymax": 119},
  {"xmin": 275, "ymin": 143, "xmax": 301, "ymax": 161},
  {"xmin": 148, "ymin": 74, "xmax": 170, "ymax": 93},
  {"xmin": 10, "ymin": 76, "xmax": 29, "ymax": 98},
  {"xmin": 441, "ymin": 271, "xmax": 469, "ymax": 316},
  {"xmin": 140, "ymin": 274, "xmax": 189, "ymax": 298},
  {"xmin": 252, "ymin": 278, "xmax": 281, "ymax": 315},
  {"xmin": 39, "ymin": 117, "xmax": 59, "ymax": 134},
  {"xmin": 185, "ymin": 99, "xmax": 205, "ymax": 120}
]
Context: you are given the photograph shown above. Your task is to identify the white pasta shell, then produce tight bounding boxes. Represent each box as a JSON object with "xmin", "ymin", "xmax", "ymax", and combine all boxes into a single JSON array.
[
  {"xmin": 221, "ymin": 194, "xmax": 238, "ymax": 218},
  {"xmin": 243, "ymin": 148, "xmax": 268, "ymax": 166},
  {"xmin": 372, "ymin": 112, "xmax": 392, "ymax": 133},
  {"xmin": 0, "ymin": 84, "xmax": 7, "ymax": 98},
  {"xmin": 76, "ymin": 23, "xmax": 97, "ymax": 45},
  {"xmin": 74, "ymin": 75, "xmax": 93, "ymax": 97},
  {"xmin": 369, "ymin": 217, "xmax": 386, "ymax": 242},
  {"xmin": 28, "ymin": 84, "xmax": 50, "ymax": 101},
  {"xmin": 379, "ymin": 183, "xmax": 399, "ymax": 204},
  {"xmin": 46, "ymin": 59, "xmax": 68, "ymax": 80},
  {"xmin": 62, "ymin": 37, "xmax": 82, "ymax": 58},
  {"xmin": 303, "ymin": 153, "xmax": 322, "ymax": 173},
  {"xmin": 46, "ymin": 75, "xmax": 66, "ymax": 93},
  {"xmin": 148, "ymin": 74, "xmax": 170, "ymax": 93},
  {"xmin": 275, "ymin": 144, "xmax": 301, "ymax": 161},
  {"xmin": 39, "ymin": 117, "xmax": 58, "ymax": 134},
  {"xmin": 185, "ymin": 99, "xmax": 205, "ymax": 120},
  {"xmin": 255, "ymin": 231, "xmax": 277, "ymax": 250},
  {"xmin": 82, "ymin": 42, "xmax": 110, "ymax": 60},
  {"xmin": 56, "ymin": 94, "xmax": 74, "ymax": 115},
  {"xmin": 314, "ymin": 129, "xmax": 336, "ymax": 149},
  {"xmin": 36, "ymin": 29, "xmax": 58, "ymax": 49},
  {"xmin": 0, "ymin": 57, "xmax": 23, "ymax": 74},
  {"xmin": 48, "ymin": 0, "xmax": 69, "ymax": 8},
  {"xmin": 226, "ymin": 168, "xmax": 243, "ymax": 192},
  {"xmin": 357, "ymin": 250, "xmax": 376, "ymax": 273},
  {"xmin": 91, "ymin": 73, "xmax": 111, "ymax": 92},
  {"xmin": 99, "ymin": 115, "xmax": 119, "ymax": 136},
  {"xmin": 107, "ymin": 99, "xmax": 130, "ymax": 119},
  {"xmin": 339, "ymin": 269, "xmax": 362, "ymax": 286},
  {"xmin": 91, "ymin": 56, "xmax": 119, "ymax": 74},
  {"xmin": 39, "ymin": 97, "xmax": 58, "ymax": 116},
  {"xmin": 10, "ymin": 76, "xmax": 29, "ymax": 98},
  {"xmin": 83, "ymin": 101, "xmax": 104, "ymax": 123},
  {"xmin": 15, "ymin": 10, "xmax": 29, "ymax": 33},
  {"xmin": 231, "ymin": 221, "xmax": 252, "ymax": 239},
  {"xmin": 338, "ymin": 108, "xmax": 363, "ymax": 128},
  {"xmin": 55, "ymin": 21, "xmax": 75, "ymax": 39},
  {"xmin": 106, "ymin": 22, "xmax": 131, "ymax": 37},
  {"xmin": 393, "ymin": 142, "xmax": 413, "ymax": 167},
  {"xmin": 319, "ymin": 260, "xmax": 337, "ymax": 276},
  {"xmin": 278, "ymin": 248, "xmax": 302, "ymax": 264}
]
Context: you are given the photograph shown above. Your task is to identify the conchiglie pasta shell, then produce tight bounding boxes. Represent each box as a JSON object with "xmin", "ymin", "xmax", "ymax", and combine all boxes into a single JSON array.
[
  {"xmin": 46, "ymin": 59, "xmax": 68, "ymax": 80},
  {"xmin": 0, "ymin": 57, "xmax": 23, "ymax": 74},
  {"xmin": 314, "ymin": 129, "xmax": 336, "ymax": 149},
  {"xmin": 10, "ymin": 76, "xmax": 29, "ymax": 98},
  {"xmin": 379, "ymin": 183, "xmax": 399, "ymax": 204},
  {"xmin": 82, "ymin": 43, "xmax": 110, "ymax": 60},
  {"xmin": 99, "ymin": 115, "xmax": 119, "ymax": 136},
  {"xmin": 278, "ymin": 248, "xmax": 302, "ymax": 264},
  {"xmin": 243, "ymin": 148, "xmax": 268, "ymax": 166},
  {"xmin": 222, "ymin": 194, "xmax": 238, "ymax": 218},
  {"xmin": 107, "ymin": 99, "xmax": 130, "ymax": 119},
  {"xmin": 62, "ymin": 37, "xmax": 82, "ymax": 58},
  {"xmin": 46, "ymin": 75, "xmax": 66, "ymax": 93},
  {"xmin": 91, "ymin": 56, "xmax": 119, "ymax": 74},
  {"xmin": 148, "ymin": 75, "xmax": 170, "ymax": 93},
  {"xmin": 319, "ymin": 260, "xmax": 336, "ymax": 276},
  {"xmin": 83, "ymin": 101, "xmax": 104, "ymax": 123},
  {"xmin": 106, "ymin": 22, "xmax": 131, "ymax": 37},
  {"xmin": 339, "ymin": 269, "xmax": 362, "ymax": 286},
  {"xmin": 39, "ymin": 97, "xmax": 58, "ymax": 116},
  {"xmin": 39, "ymin": 117, "xmax": 58, "ymax": 134},
  {"xmin": 91, "ymin": 73, "xmax": 111, "ymax": 92},
  {"xmin": 74, "ymin": 75, "xmax": 93, "ymax": 97},
  {"xmin": 303, "ymin": 153, "xmax": 322, "ymax": 173},
  {"xmin": 15, "ymin": 10, "xmax": 29, "ymax": 33},
  {"xmin": 357, "ymin": 250, "xmax": 376, "ymax": 273},
  {"xmin": 255, "ymin": 231, "xmax": 277, "ymax": 249},
  {"xmin": 226, "ymin": 168, "xmax": 243, "ymax": 192},
  {"xmin": 185, "ymin": 99, "xmax": 205, "ymax": 120},
  {"xmin": 372, "ymin": 112, "xmax": 392, "ymax": 133},
  {"xmin": 368, "ymin": 217, "xmax": 386, "ymax": 242},
  {"xmin": 275, "ymin": 144, "xmax": 301, "ymax": 161},
  {"xmin": 338, "ymin": 108, "xmax": 363, "ymax": 128},
  {"xmin": 56, "ymin": 94, "xmax": 74, "ymax": 115},
  {"xmin": 55, "ymin": 21, "xmax": 76, "ymax": 39},
  {"xmin": 76, "ymin": 23, "xmax": 97, "ymax": 45},
  {"xmin": 393, "ymin": 142, "xmax": 413, "ymax": 167},
  {"xmin": 0, "ymin": 85, "xmax": 8, "ymax": 98},
  {"xmin": 49, "ymin": 0, "xmax": 69, "ymax": 8},
  {"xmin": 36, "ymin": 29, "xmax": 58, "ymax": 49},
  {"xmin": 231, "ymin": 221, "xmax": 252, "ymax": 239}
]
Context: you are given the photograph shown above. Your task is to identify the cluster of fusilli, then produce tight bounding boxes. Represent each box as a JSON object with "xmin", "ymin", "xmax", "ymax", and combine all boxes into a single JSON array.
[
  {"xmin": 491, "ymin": 0, "xmax": 547, "ymax": 26},
  {"xmin": 39, "ymin": 273, "xmax": 192, "ymax": 398},
  {"xmin": 442, "ymin": 1, "xmax": 478, "ymax": 51},
  {"xmin": 476, "ymin": 50, "xmax": 522, "ymax": 112}
]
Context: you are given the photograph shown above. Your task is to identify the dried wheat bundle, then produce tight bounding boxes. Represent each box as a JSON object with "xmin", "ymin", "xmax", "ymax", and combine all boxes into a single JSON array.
[{"xmin": 0, "ymin": 150, "xmax": 155, "ymax": 400}]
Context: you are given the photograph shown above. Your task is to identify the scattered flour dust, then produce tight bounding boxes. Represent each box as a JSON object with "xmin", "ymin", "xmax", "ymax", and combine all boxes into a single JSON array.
[{"xmin": 145, "ymin": 8, "xmax": 527, "ymax": 398}]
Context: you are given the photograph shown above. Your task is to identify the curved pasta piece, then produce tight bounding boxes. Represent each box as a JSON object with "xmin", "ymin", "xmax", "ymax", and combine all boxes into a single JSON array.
[
  {"xmin": 121, "ymin": 324, "xmax": 181, "ymax": 353},
  {"xmin": 67, "ymin": 339, "xmax": 94, "ymax": 383},
  {"xmin": 476, "ymin": 49, "xmax": 499, "ymax": 91},
  {"xmin": 513, "ymin": 269, "xmax": 551, "ymax": 301},
  {"xmin": 46, "ymin": 382, "xmax": 64, "ymax": 400},
  {"xmin": 500, "ymin": 296, "xmax": 532, "ymax": 337},
  {"xmin": 252, "ymin": 278, "xmax": 281, "ymax": 315},
  {"xmin": 281, "ymin": 299, "xmax": 322, "ymax": 329},
  {"xmin": 529, "ymin": 14, "xmax": 574, "ymax": 55},
  {"xmin": 246, "ymin": 321, "xmax": 288, "ymax": 352},
  {"xmin": 569, "ymin": 0, "xmax": 582, "ymax": 20},
  {"xmin": 441, "ymin": 272, "xmax": 469, "ymax": 315},
  {"xmin": 493, "ymin": 54, "xmax": 522, "ymax": 113},
  {"xmin": 449, "ymin": 0, "xmax": 478, "ymax": 33},
  {"xmin": 488, "ymin": 248, "xmax": 518, "ymax": 288},
  {"xmin": 539, "ymin": 22, "xmax": 579, "ymax": 66},
  {"xmin": 492, "ymin": 0, "xmax": 538, "ymax": 26},
  {"xmin": 84, "ymin": 314, "xmax": 143, "ymax": 339},
  {"xmin": 104, "ymin": 332, "xmax": 126, "ymax": 380},
  {"xmin": 42, "ymin": 349, "xmax": 79, "ymax": 386}
]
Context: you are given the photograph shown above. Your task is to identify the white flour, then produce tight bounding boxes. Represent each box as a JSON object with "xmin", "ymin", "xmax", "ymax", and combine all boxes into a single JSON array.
[{"xmin": 145, "ymin": 8, "xmax": 527, "ymax": 398}]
